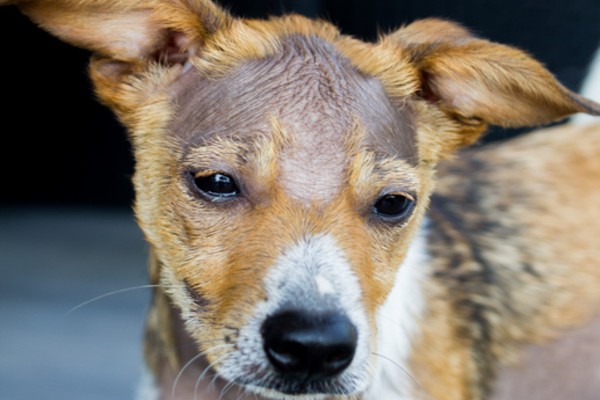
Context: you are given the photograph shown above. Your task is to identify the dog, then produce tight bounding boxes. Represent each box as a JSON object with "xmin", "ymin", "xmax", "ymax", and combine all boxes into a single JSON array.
[{"xmin": 5, "ymin": 0, "xmax": 600, "ymax": 399}]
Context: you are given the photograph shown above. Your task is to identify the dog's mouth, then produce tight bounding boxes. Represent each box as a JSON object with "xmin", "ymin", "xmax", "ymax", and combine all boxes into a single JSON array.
[
  {"xmin": 209, "ymin": 311, "xmax": 367, "ymax": 399},
  {"xmin": 220, "ymin": 360, "xmax": 363, "ymax": 399},
  {"xmin": 172, "ymin": 340, "xmax": 361, "ymax": 400},
  {"xmin": 237, "ymin": 374, "xmax": 356, "ymax": 397},
  {"xmin": 185, "ymin": 352, "xmax": 362, "ymax": 399}
]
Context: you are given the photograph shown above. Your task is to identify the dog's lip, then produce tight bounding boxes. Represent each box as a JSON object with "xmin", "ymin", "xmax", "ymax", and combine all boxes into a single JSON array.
[{"xmin": 235, "ymin": 373, "xmax": 355, "ymax": 397}]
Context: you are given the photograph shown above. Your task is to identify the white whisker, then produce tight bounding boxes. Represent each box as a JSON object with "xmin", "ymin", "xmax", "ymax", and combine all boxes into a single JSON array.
[
  {"xmin": 65, "ymin": 284, "xmax": 162, "ymax": 315},
  {"xmin": 217, "ymin": 377, "xmax": 236, "ymax": 400},
  {"xmin": 371, "ymin": 351, "xmax": 423, "ymax": 392},
  {"xmin": 193, "ymin": 346, "xmax": 234, "ymax": 400},
  {"xmin": 172, "ymin": 351, "xmax": 207, "ymax": 400}
]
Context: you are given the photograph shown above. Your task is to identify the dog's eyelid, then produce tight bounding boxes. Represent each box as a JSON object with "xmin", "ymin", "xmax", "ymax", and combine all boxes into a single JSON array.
[
  {"xmin": 380, "ymin": 190, "xmax": 417, "ymax": 202},
  {"xmin": 193, "ymin": 169, "xmax": 218, "ymax": 178},
  {"xmin": 376, "ymin": 186, "xmax": 418, "ymax": 201}
]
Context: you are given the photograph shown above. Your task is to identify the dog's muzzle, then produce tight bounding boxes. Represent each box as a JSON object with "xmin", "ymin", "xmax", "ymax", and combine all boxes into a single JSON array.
[{"xmin": 221, "ymin": 235, "xmax": 370, "ymax": 396}]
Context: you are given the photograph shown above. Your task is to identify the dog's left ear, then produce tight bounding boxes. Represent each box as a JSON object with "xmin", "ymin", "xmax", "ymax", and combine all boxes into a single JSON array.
[
  {"xmin": 386, "ymin": 19, "xmax": 600, "ymax": 129},
  {"xmin": 5, "ymin": 0, "xmax": 231, "ymax": 113},
  {"xmin": 9, "ymin": 0, "xmax": 230, "ymax": 61}
]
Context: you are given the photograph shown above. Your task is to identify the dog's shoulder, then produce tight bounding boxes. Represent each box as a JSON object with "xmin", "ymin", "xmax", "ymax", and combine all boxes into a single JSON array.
[{"xmin": 426, "ymin": 122, "xmax": 600, "ymax": 398}]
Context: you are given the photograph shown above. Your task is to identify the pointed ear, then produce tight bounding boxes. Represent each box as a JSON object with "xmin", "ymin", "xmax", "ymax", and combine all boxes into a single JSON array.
[
  {"xmin": 8, "ymin": 0, "xmax": 231, "ymax": 67},
  {"xmin": 386, "ymin": 18, "xmax": 600, "ymax": 128},
  {"xmin": 5, "ymin": 0, "xmax": 232, "ymax": 117}
]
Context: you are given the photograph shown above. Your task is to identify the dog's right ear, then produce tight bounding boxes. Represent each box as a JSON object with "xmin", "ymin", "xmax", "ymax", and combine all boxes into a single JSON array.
[
  {"xmin": 4, "ymin": 0, "xmax": 231, "ymax": 110},
  {"xmin": 388, "ymin": 19, "xmax": 600, "ymax": 126},
  {"xmin": 384, "ymin": 19, "xmax": 600, "ymax": 160}
]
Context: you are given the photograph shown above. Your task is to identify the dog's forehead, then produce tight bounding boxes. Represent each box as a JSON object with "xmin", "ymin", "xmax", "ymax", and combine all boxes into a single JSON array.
[{"xmin": 170, "ymin": 34, "xmax": 415, "ymax": 201}]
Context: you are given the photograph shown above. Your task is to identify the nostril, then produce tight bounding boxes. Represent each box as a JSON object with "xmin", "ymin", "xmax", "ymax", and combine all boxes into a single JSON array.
[
  {"xmin": 324, "ymin": 345, "xmax": 355, "ymax": 370},
  {"xmin": 261, "ymin": 310, "xmax": 358, "ymax": 380},
  {"xmin": 266, "ymin": 341, "xmax": 304, "ymax": 371}
]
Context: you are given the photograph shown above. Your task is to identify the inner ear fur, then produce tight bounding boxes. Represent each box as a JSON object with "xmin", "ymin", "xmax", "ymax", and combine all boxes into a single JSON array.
[
  {"xmin": 386, "ymin": 18, "xmax": 600, "ymax": 129},
  {"xmin": 6, "ymin": 0, "xmax": 232, "ymax": 119},
  {"xmin": 9, "ymin": 0, "xmax": 231, "ymax": 67}
]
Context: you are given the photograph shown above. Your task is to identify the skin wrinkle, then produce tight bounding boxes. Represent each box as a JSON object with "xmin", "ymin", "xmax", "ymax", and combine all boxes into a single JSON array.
[{"xmin": 170, "ymin": 34, "xmax": 416, "ymax": 204}]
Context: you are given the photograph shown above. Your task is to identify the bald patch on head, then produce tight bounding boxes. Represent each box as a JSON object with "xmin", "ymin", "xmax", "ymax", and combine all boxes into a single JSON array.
[{"xmin": 169, "ymin": 34, "xmax": 416, "ymax": 204}]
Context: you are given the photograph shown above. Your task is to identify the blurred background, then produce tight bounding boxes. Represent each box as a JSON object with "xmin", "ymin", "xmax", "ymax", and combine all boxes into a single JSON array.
[{"xmin": 0, "ymin": 0, "xmax": 599, "ymax": 399}]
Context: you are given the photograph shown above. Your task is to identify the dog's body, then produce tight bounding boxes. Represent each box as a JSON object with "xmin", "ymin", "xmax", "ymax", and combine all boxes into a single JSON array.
[
  {"xmin": 5, "ymin": 1, "xmax": 600, "ymax": 399},
  {"xmin": 431, "ymin": 122, "xmax": 600, "ymax": 400}
]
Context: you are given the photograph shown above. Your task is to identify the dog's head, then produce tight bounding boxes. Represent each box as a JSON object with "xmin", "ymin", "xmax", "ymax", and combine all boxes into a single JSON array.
[{"xmin": 11, "ymin": 0, "xmax": 600, "ymax": 397}]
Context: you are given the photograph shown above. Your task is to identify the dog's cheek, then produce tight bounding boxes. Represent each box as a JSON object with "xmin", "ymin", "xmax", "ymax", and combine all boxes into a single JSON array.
[
  {"xmin": 171, "ymin": 205, "xmax": 282, "ymax": 337},
  {"xmin": 355, "ymin": 181, "xmax": 433, "ymax": 313},
  {"xmin": 334, "ymin": 223, "xmax": 410, "ymax": 322}
]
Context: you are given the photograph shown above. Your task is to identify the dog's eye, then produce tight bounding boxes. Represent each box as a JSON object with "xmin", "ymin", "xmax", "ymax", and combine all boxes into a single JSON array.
[
  {"xmin": 373, "ymin": 194, "xmax": 415, "ymax": 221},
  {"xmin": 193, "ymin": 172, "xmax": 239, "ymax": 199}
]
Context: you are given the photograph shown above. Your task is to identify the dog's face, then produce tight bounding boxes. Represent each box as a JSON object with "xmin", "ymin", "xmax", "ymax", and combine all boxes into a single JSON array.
[
  {"xmin": 10, "ymin": 0, "xmax": 599, "ymax": 397},
  {"xmin": 133, "ymin": 29, "xmax": 430, "ymax": 396},
  {"xmin": 141, "ymin": 32, "xmax": 427, "ymax": 396}
]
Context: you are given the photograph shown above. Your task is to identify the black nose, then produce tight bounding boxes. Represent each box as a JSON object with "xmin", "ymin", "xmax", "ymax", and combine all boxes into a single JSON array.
[{"xmin": 261, "ymin": 310, "xmax": 358, "ymax": 380}]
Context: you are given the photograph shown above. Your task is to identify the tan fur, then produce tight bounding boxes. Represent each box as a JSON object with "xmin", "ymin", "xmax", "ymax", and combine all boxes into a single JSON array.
[
  {"xmin": 6, "ymin": 0, "xmax": 600, "ymax": 399},
  {"xmin": 411, "ymin": 121, "xmax": 600, "ymax": 399}
]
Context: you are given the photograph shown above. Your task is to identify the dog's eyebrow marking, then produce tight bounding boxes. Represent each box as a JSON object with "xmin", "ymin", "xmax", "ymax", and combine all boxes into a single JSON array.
[{"xmin": 348, "ymin": 148, "xmax": 420, "ymax": 204}]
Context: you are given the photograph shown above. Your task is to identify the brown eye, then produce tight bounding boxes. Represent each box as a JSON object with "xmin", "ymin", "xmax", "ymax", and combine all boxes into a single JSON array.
[
  {"xmin": 373, "ymin": 194, "xmax": 415, "ymax": 221},
  {"xmin": 193, "ymin": 173, "xmax": 239, "ymax": 199}
]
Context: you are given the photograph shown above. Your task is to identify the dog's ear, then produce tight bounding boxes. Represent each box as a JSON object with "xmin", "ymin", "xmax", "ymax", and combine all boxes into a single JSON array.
[
  {"xmin": 386, "ymin": 18, "xmax": 600, "ymax": 129},
  {"xmin": 10, "ymin": 0, "xmax": 230, "ymax": 61},
  {"xmin": 6, "ymin": 0, "xmax": 231, "ymax": 110}
]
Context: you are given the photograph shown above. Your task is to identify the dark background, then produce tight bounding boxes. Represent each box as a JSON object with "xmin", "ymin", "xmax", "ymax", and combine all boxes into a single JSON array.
[{"xmin": 1, "ymin": 0, "xmax": 599, "ymax": 207}]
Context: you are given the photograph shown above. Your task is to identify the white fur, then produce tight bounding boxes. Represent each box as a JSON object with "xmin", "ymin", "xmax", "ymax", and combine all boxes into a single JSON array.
[
  {"xmin": 315, "ymin": 274, "xmax": 336, "ymax": 295},
  {"xmin": 573, "ymin": 44, "xmax": 600, "ymax": 125},
  {"xmin": 367, "ymin": 223, "xmax": 429, "ymax": 400}
]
